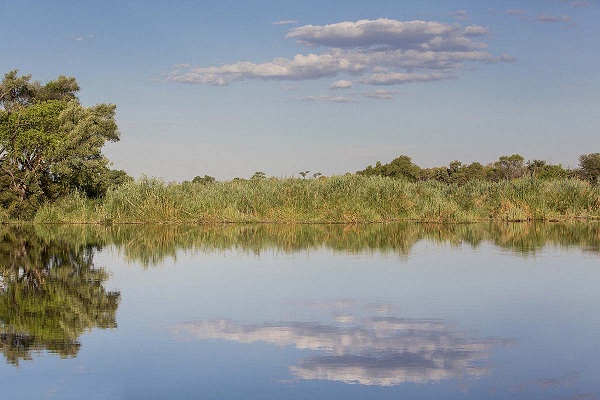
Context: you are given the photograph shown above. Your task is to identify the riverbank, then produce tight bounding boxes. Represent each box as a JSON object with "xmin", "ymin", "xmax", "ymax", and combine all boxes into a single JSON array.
[{"xmin": 23, "ymin": 175, "xmax": 599, "ymax": 224}]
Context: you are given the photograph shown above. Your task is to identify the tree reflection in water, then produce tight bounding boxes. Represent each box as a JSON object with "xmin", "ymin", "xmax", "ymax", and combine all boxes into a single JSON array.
[{"xmin": 0, "ymin": 227, "xmax": 120, "ymax": 366}]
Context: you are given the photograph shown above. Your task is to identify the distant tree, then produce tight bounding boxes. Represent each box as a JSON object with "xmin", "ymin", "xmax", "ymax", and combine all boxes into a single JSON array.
[
  {"xmin": 192, "ymin": 175, "xmax": 216, "ymax": 184},
  {"xmin": 357, "ymin": 155, "xmax": 421, "ymax": 182},
  {"xmin": 447, "ymin": 161, "xmax": 466, "ymax": 184},
  {"xmin": 537, "ymin": 164, "xmax": 568, "ymax": 180},
  {"xmin": 250, "ymin": 171, "xmax": 266, "ymax": 180},
  {"xmin": 464, "ymin": 162, "xmax": 485, "ymax": 181},
  {"xmin": 491, "ymin": 154, "xmax": 525, "ymax": 181},
  {"xmin": 421, "ymin": 167, "xmax": 449, "ymax": 183},
  {"xmin": 526, "ymin": 159, "xmax": 546, "ymax": 176},
  {"xmin": 578, "ymin": 153, "xmax": 600, "ymax": 183},
  {"xmin": 105, "ymin": 169, "xmax": 133, "ymax": 189}
]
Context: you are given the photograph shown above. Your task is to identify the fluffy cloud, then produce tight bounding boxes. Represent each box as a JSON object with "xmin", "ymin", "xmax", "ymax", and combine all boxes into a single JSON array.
[
  {"xmin": 329, "ymin": 80, "xmax": 353, "ymax": 89},
  {"xmin": 172, "ymin": 316, "xmax": 504, "ymax": 386},
  {"xmin": 285, "ymin": 19, "xmax": 488, "ymax": 49},
  {"xmin": 167, "ymin": 18, "xmax": 511, "ymax": 89},
  {"xmin": 167, "ymin": 53, "xmax": 366, "ymax": 85}
]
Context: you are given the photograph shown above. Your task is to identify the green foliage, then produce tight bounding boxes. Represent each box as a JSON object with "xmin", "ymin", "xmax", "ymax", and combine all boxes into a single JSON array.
[
  {"xmin": 490, "ymin": 154, "xmax": 525, "ymax": 181},
  {"xmin": 358, "ymin": 155, "xmax": 577, "ymax": 186},
  {"xmin": 526, "ymin": 159, "xmax": 568, "ymax": 180},
  {"xmin": 192, "ymin": 175, "xmax": 216, "ymax": 184},
  {"xmin": 579, "ymin": 153, "xmax": 600, "ymax": 183},
  {"xmin": 34, "ymin": 175, "xmax": 600, "ymax": 224},
  {"xmin": 0, "ymin": 70, "xmax": 128, "ymax": 218},
  {"xmin": 251, "ymin": 171, "xmax": 266, "ymax": 180},
  {"xmin": 357, "ymin": 155, "xmax": 421, "ymax": 182}
]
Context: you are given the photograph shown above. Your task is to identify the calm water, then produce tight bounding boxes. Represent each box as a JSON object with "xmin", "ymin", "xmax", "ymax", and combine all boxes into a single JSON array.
[{"xmin": 0, "ymin": 223, "xmax": 598, "ymax": 399}]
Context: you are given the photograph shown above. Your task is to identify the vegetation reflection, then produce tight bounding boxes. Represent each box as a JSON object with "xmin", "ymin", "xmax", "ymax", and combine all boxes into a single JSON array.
[
  {"xmin": 30, "ymin": 222, "xmax": 600, "ymax": 267},
  {"xmin": 0, "ymin": 227, "xmax": 120, "ymax": 366}
]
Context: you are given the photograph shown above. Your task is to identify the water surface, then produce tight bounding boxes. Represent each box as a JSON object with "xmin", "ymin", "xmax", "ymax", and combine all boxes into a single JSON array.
[{"xmin": 0, "ymin": 223, "xmax": 598, "ymax": 399}]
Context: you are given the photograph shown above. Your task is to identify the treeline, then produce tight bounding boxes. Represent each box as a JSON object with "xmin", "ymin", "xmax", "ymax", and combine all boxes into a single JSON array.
[{"xmin": 357, "ymin": 154, "xmax": 600, "ymax": 184}]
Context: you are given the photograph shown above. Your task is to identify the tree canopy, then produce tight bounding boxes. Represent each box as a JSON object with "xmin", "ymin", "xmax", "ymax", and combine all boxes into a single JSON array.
[
  {"xmin": 356, "ymin": 154, "xmax": 582, "ymax": 185},
  {"xmin": 0, "ymin": 70, "xmax": 129, "ymax": 217},
  {"xmin": 579, "ymin": 153, "xmax": 600, "ymax": 183}
]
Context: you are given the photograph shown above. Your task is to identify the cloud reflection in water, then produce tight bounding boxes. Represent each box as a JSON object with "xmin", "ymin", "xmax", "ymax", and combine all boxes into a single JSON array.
[{"xmin": 172, "ymin": 314, "xmax": 506, "ymax": 386}]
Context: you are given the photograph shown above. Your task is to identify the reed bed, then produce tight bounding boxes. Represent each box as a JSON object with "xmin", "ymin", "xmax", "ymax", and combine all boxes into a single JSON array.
[{"xmin": 32, "ymin": 175, "xmax": 600, "ymax": 224}]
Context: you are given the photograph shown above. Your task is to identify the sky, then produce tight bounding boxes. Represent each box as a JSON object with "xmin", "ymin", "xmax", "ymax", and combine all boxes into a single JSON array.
[{"xmin": 1, "ymin": 0, "xmax": 599, "ymax": 181}]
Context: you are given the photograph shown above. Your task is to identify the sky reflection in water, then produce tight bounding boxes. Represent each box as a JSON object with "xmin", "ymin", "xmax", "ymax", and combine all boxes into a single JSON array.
[{"xmin": 173, "ymin": 310, "xmax": 506, "ymax": 386}]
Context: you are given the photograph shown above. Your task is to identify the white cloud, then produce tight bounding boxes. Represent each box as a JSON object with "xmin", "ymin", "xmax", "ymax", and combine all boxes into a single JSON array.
[
  {"xmin": 285, "ymin": 19, "xmax": 488, "ymax": 49},
  {"xmin": 167, "ymin": 18, "xmax": 511, "ymax": 89},
  {"xmin": 499, "ymin": 53, "xmax": 516, "ymax": 62},
  {"xmin": 536, "ymin": 14, "xmax": 572, "ymax": 23},
  {"xmin": 536, "ymin": 14, "xmax": 557, "ymax": 22},
  {"xmin": 329, "ymin": 80, "xmax": 353, "ymax": 89},
  {"xmin": 362, "ymin": 71, "xmax": 453, "ymax": 85},
  {"xmin": 167, "ymin": 53, "xmax": 366, "ymax": 85},
  {"xmin": 448, "ymin": 10, "xmax": 469, "ymax": 21},
  {"xmin": 363, "ymin": 89, "xmax": 398, "ymax": 100},
  {"xmin": 68, "ymin": 33, "xmax": 95, "ymax": 43},
  {"xmin": 299, "ymin": 95, "xmax": 358, "ymax": 103},
  {"xmin": 333, "ymin": 314, "xmax": 355, "ymax": 323},
  {"xmin": 560, "ymin": 15, "xmax": 573, "ymax": 22},
  {"xmin": 535, "ymin": 14, "xmax": 575, "ymax": 29},
  {"xmin": 273, "ymin": 20, "xmax": 298, "ymax": 25},
  {"xmin": 570, "ymin": 1, "xmax": 590, "ymax": 7}
]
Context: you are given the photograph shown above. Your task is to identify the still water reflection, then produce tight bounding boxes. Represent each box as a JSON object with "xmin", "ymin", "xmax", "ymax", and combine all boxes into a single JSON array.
[
  {"xmin": 0, "ymin": 227, "xmax": 119, "ymax": 366},
  {"xmin": 173, "ymin": 313, "xmax": 506, "ymax": 386},
  {"xmin": 0, "ymin": 223, "xmax": 598, "ymax": 399}
]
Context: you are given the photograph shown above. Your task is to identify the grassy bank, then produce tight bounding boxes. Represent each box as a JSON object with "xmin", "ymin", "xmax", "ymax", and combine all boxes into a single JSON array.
[{"xmin": 30, "ymin": 175, "xmax": 600, "ymax": 224}]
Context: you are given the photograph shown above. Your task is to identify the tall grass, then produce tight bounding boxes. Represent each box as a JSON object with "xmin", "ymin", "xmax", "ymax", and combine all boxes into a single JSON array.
[{"xmin": 33, "ymin": 175, "xmax": 600, "ymax": 224}]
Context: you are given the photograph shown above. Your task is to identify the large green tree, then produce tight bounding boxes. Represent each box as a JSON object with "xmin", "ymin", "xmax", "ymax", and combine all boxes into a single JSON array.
[{"xmin": 0, "ymin": 70, "xmax": 128, "ymax": 217}]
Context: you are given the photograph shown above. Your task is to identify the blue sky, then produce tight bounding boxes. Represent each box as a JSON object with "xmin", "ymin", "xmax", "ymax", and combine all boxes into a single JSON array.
[{"xmin": 1, "ymin": 0, "xmax": 598, "ymax": 180}]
